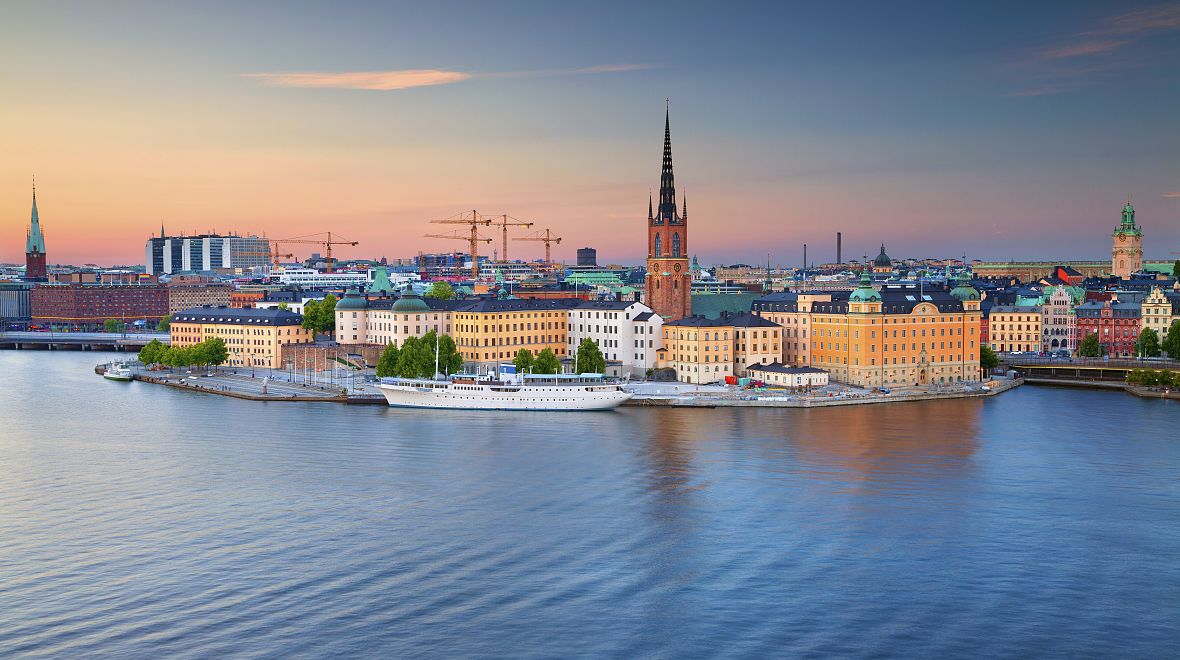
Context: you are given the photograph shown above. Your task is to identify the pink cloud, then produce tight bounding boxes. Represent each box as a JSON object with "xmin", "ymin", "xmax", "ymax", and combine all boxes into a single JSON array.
[
  {"xmin": 1162, "ymin": 192, "xmax": 1180, "ymax": 198},
  {"xmin": 1041, "ymin": 39, "xmax": 1129, "ymax": 59},
  {"xmin": 1088, "ymin": 5, "xmax": 1180, "ymax": 36},
  {"xmin": 243, "ymin": 69, "xmax": 471, "ymax": 90}
]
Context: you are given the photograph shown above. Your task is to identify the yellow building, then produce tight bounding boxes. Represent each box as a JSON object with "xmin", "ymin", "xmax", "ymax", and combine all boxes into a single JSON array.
[
  {"xmin": 171, "ymin": 306, "xmax": 314, "ymax": 368},
  {"xmin": 450, "ymin": 298, "xmax": 576, "ymax": 366},
  {"xmin": 658, "ymin": 312, "xmax": 783, "ymax": 384},
  {"xmin": 807, "ymin": 273, "xmax": 981, "ymax": 387},
  {"xmin": 988, "ymin": 305, "xmax": 1042, "ymax": 354},
  {"xmin": 751, "ymin": 291, "xmax": 836, "ymax": 366},
  {"xmin": 1141, "ymin": 286, "xmax": 1175, "ymax": 340}
]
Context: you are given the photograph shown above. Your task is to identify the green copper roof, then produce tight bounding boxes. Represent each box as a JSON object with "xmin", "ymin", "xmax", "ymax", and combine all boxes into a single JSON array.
[
  {"xmin": 950, "ymin": 271, "xmax": 980, "ymax": 301},
  {"xmin": 368, "ymin": 265, "xmax": 394, "ymax": 294},
  {"xmin": 850, "ymin": 272, "xmax": 882, "ymax": 302},
  {"xmin": 335, "ymin": 289, "xmax": 369, "ymax": 310},
  {"xmin": 26, "ymin": 184, "xmax": 45, "ymax": 254},
  {"xmin": 391, "ymin": 291, "xmax": 430, "ymax": 312}
]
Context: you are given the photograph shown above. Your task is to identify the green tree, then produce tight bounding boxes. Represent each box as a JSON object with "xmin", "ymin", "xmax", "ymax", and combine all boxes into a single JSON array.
[
  {"xmin": 202, "ymin": 337, "xmax": 228, "ymax": 366},
  {"xmin": 1163, "ymin": 320, "xmax": 1180, "ymax": 359},
  {"xmin": 376, "ymin": 342, "xmax": 400, "ymax": 377},
  {"xmin": 301, "ymin": 294, "xmax": 338, "ymax": 335},
  {"xmin": 1173, "ymin": 259, "xmax": 1180, "ymax": 278},
  {"xmin": 1078, "ymin": 333, "xmax": 1104, "ymax": 358},
  {"xmin": 276, "ymin": 302, "xmax": 290, "ymax": 311},
  {"xmin": 513, "ymin": 348, "xmax": 534, "ymax": 373},
  {"xmin": 103, "ymin": 318, "xmax": 126, "ymax": 333},
  {"xmin": 980, "ymin": 344, "xmax": 1000, "ymax": 372},
  {"xmin": 533, "ymin": 347, "xmax": 561, "ymax": 374},
  {"xmin": 393, "ymin": 336, "xmax": 432, "ymax": 378},
  {"xmin": 161, "ymin": 346, "xmax": 192, "ymax": 368},
  {"xmin": 156, "ymin": 314, "xmax": 172, "ymax": 332},
  {"xmin": 424, "ymin": 281, "xmax": 455, "ymax": 300},
  {"xmin": 137, "ymin": 339, "xmax": 167, "ymax": 365},
  {"xmin": 1134, "ymin": 327, "xmax": 1161, "ymax": 358},
  {"xmin": 435, "ymin": 332, "xmax": 463, "ymax": 375},
  {"xmin": 575, "ymin": 337, "xmax": 606, "ymax": 374}
]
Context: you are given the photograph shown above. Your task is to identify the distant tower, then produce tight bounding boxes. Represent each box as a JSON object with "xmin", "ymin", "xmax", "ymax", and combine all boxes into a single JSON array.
[
  {"xmin": 644, "ymin": 102, "xmax": 691, "ymax": 321},
  {"xmin": 1111, "ymin": 199, "xmax": 1143, "ymax": 279},
  {"xmin": 25, "ymin": 177, "xmax": 47, "ymax": 280},
  {"xmin": 836, "ymin": 232, "xmax": 842, "ymax": 264}
]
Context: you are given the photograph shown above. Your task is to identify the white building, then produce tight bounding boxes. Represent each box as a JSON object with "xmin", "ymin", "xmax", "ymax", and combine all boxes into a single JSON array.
[
  {"xmin": 334, "ymin": 290, "xmax": 452, "ymax": 347},
  {"xmin": 273, "ymin": 268, "xmax": 370, "ymax": 289},
  {"xmin": 1040, "ymin": 286, "xmax": 1078, "ymax": 354},
  {"xmin": 746, "ymin": 363, "xmax": 829, "ymax": 389},
  {"xmin": 145, "ymin": 234, "xmax": 272, "ymax": 275},
  {"xmin": 566, "ymin": 300, "xmax": 662, "ymax": 377}
]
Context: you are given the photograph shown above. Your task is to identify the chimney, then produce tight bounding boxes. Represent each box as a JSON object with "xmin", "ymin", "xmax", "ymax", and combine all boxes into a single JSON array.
[
  {"xmin": 803, "ymin": 243, "xmax": 808, "ymax": 270},
  {"xmin": 837, "ymin": 232, "xmax": 842, "ymax": 264}
]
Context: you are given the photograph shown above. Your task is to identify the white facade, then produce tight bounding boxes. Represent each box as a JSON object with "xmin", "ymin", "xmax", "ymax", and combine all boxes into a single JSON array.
[
  {"xmin": 274, "ymin": 268, "xmax": 370, "ymax": 288},
  {"xmin": 566, "ymin": 301, "xmax": 663, "ymax": 377},
  {"xmin": 145, "ymin": 235, "xmax": 271, "ymax": 275},
  {"xmin": 336, "ymin": 306, "xmax": 452, "ymax": 346},
  {"xmin": 256, "ymin": 296, "xmax": 322, "ymax": 316},
  {"xmin": 1040, "ymin": 287, "xmax": 1077, "ymax": 353}
]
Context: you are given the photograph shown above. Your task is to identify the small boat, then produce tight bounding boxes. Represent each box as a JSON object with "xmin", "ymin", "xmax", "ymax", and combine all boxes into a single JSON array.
[
  {"xmin": 103, "ymin": 363, "xmax": 134, "ymax": 381},
  {"xmin": 379, "ymin": 364, "xmax": 632, "ymax": 411}
]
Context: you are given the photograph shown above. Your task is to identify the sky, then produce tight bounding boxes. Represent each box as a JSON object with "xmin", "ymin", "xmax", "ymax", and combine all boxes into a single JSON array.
[{"xmin": 1, "ymin": 0, "xmax": 1178, "ymax": 267}]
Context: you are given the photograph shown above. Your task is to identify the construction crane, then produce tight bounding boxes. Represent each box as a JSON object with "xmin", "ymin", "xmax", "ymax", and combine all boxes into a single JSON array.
[
  {"xmin": 513, "ymin": 228, "xmax": 562, "ymax": 266},
  {"xmin": 240, "ymin": 247, "xmax": 295, "ymax": 270},
  {"xmin": 273, "ymin": 232, "xmax": 358, "ymax": 273},
  {"xmin": 427, "ymin": 210, "xmax": 493, "ymax": 278},
  {"xmin": 489, "ymin": 214, "xmax": 533, "ymax": 263}
]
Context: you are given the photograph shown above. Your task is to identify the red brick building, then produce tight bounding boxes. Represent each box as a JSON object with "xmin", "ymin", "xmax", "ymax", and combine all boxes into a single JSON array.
[
  {"xmin": 1075, "ymin": 299, "xmax": 1141, "ymax": 357},
  {"xmin": 644, "ymin": 105, "xmax": 691, "ymax": 322},
  {"xmin": 31, "ymin": 283, "xmax": 169, "ymax": 328}
]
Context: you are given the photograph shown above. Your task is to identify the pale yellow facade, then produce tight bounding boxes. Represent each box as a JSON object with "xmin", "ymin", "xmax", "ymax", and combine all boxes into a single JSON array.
[
  {"xmin": 1142, "ymin": 287, "xmax": 1174, "ymax": 339},
  {"xmin": 452, "ymin": 309, "xmax": 568, "ymax": 364},
  {"xmin": 171, "ymin": 320, "xmax": 313, "ymax": 368},
  {"xmin": 989, "ymin": 308, "xmax": 1042, "ymax": 354}
]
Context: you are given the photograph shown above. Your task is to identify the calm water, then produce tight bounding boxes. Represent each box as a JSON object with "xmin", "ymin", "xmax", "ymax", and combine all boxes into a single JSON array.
[{"xmin": 0, "ymin": 351, "xmax": 1177, "ymax": 658}]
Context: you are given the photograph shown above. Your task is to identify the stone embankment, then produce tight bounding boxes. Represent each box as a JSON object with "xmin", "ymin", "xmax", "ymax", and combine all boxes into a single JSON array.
[{"xmin": 624, "ymin": 378, "xmax": 1023, "ymax": 408}]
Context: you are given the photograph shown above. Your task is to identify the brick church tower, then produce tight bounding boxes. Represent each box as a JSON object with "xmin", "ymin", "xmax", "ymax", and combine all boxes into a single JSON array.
[
  {"xmin": 644, "ymin": 103, "xmax": 691, "ymax": 321},
  {"xmin": 1111, "ymin": 199, "xmax": 1142, "ymax": 279},
  {"xmin": 25, "ymin": 177, "xmax": 47, "ymax": 281}
]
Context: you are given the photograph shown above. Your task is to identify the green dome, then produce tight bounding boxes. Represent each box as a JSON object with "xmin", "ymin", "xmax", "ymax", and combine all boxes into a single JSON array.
[
  {"xmin": 334, "ymin": 289, "xmax": 369, "ymax": 310},
  {"xmin": 950, "ymin": 272, "xmax": 979, "ymax": 301},
  {"xmin": 850, "ymin": 272, "xmax": 881, "ymax": 302},
  {"xmin": 872, "ymin": 243, "xmax": 892, "ymax": 268},
  {"xmin": 391, "ymin": 291, "xmax": 430, "ymax": 312}
]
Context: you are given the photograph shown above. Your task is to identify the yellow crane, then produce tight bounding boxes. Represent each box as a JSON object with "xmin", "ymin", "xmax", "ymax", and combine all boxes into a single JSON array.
[
  {"xmin": 427, "ymin": 210, "xmax": 493, "ymax": 278},
  {"xmin": 513, "ymin": 228, "xmax": 562, "ymax": 266},
  {"xmin": 489, "ymin": 214, "xmax": 533, "ymax": 263},
  {"xmin": 273, "ymin": 232, "xmax": 359, "ymax": 273}
]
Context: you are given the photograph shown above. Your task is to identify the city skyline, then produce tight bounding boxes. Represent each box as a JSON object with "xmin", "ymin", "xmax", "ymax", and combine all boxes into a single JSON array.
[{"xmin": 3, "ymin": 1, "xmax": 1179, "ymax": 266}]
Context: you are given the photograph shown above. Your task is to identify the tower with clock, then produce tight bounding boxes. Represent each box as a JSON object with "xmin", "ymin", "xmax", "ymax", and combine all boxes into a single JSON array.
[
  {"xmin": 1111, "ymin": 200, "xmax": 1143, "ymax": 279},
  {"xmin": 644, "ymin": 102, "xmax": 692, "ymax": 321}
]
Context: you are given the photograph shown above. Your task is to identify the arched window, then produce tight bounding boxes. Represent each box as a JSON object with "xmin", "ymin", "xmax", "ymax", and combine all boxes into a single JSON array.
[
  {"xmin": 654, "ymin": 234, "xmax": 662, "ymax": 257},
  {"xmin": 672, "ymin": 233, "xmax": 681, "ymax": 257}
]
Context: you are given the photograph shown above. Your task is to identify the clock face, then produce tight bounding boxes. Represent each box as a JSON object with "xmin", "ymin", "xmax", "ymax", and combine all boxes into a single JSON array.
[
  {"xmin": 1119, "ymin": 234, "xmax": 1126, "ymax": 242},
  {"xmin": 674, "ymin": 263, "xmax": 682, "ymax": 272}
]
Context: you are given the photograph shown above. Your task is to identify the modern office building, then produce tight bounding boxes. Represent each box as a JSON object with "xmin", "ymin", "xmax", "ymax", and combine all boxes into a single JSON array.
[{"xmin": 145, "ymin": 230, "xmax": 271, "ymax": 275}]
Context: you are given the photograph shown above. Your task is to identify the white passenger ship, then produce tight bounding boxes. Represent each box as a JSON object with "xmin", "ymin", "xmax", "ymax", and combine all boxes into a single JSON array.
[{"xmin": 378, "ymin": 365, "xmax": 631, "ymax": 411}]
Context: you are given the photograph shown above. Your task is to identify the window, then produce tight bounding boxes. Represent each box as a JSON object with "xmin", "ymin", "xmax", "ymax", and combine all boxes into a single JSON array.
[{"xmin": 654, "ymin": 234, "xmax": 662, "ymax": 256}]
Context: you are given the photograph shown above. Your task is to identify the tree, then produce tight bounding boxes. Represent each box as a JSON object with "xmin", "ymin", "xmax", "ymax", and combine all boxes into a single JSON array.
[
  {"xmin": 156, "ymin": 314, "xmax": 172, "ymax": 332},
  {"xmin": 1134, "ymin": 328, "xmax": 1161, "ymax": 358},
  {"xmin": 138, "ymin": 338, "xmax": 167, "ymax": 365},
  {"xmin": 513, "ymin": 348, "xmax": 534, "ymax": 373},
  {"xmin": 1078, "ymin": 333, "xmax": 1104, "ymax": 358},
  {"xmin": 202, "ymin": 337, "xmax": 228, "ymax": 366},
  {"xmin": 1173, "ymin": 260, "xmax": 1180, "ymax": 278},
  {"xmin": 435, "ymin": 332, "xmax": 464, "ymax": 375},
  {"xmin": 1163, "ymin": 320, "xmax": 1180, "ymax": 359},
  {"xmin": 276, "ymin": 303, "xmax": 290, "ymax": 311},
  {"xmin": 980, "ymin": 345, "xmax": 1000, "ymax": 373},
  {"xmin": 575, "ymin": 337, "xmax": 606, "ymax": 374},
  {"xmin": 533, "ymin": 347, "xmax": 561, "ymax": 374},
  {"xmin": 161, "ymin": 346, "xmax": 192, "ymax": 368},
  {"xmin": 301, "ymin": 294, "xmax": 338, "ymax": 335},
  {"xmin": 424, "ymin": 281, "xmax": 455, "ymax": 300},
  {"xmin": 392, "ymin": 336, "xmax": 431, "ymax": 378},
  {"xmin": 103, "ymin": 318, "xmax": 126, "ymax": 333},
  {"xmin": 376, "ymin": 342, "xmax": 400, "ymax": 377}
]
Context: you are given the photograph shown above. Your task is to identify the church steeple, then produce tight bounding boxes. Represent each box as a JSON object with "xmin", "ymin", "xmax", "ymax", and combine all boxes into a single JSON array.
[
  {"xmin": 648, "ymin": 191, "xmax": 653, "ymax": 221},
  {"xmin": 26, "ymin": 176, "xmax": 44, "ymax": 255},
  {"xmin": 656, "ymin": 100, "xmax": 678, "ymax": 224}
]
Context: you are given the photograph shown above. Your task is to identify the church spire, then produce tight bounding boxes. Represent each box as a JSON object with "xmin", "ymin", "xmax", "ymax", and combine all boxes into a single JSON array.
[
  {"xmin": 681, "ymin": 191, "xmax": 687, "ymax": 221},
  {"xmin": 656, "ymin": 99, "xmax": 678, "ymax": 223},
  {"xmin": 648, "ymin": 191, "xmax": 653, "ymax": 221},
  {"xmin": 26, "ymin": 175, "xmax": 45, "ymax": 255}
]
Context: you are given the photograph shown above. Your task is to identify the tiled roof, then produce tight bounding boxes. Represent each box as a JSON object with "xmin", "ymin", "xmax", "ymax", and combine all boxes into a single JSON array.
[{"xmin": 174, "ymin": 306, "xmax": 303, "ymax": 325}]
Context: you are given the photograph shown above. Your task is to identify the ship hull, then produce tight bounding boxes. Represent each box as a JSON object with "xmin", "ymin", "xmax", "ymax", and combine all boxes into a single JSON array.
[{"xmin": 378, "ymin": 382, "xmax": 631, "ymax": 411}]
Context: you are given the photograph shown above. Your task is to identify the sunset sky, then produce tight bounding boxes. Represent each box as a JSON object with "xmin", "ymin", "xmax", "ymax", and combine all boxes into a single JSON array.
[{"xmin": 2, "ymin": 1, "xmax": 1178, "ymax": 267}]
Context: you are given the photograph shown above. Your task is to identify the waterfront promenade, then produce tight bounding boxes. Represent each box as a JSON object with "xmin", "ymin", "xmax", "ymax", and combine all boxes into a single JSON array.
[{"xmin": 1, "ymin": 331, "xmax": 168, "ymax": 351}]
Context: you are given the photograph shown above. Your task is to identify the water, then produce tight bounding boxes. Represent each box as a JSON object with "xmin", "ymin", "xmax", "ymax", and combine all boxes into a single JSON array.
[{"xmin": 0, "ymin": 351, "xmax": 1177, "ymax": 658}]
